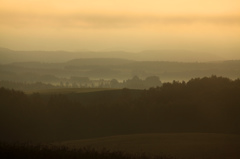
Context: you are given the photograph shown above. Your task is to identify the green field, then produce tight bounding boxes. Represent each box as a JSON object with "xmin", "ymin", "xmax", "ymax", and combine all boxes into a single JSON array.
[
  {"xmin": 56, "ymin": 133, "xmax": 240, "ymax": 159},
  {"xmin": 24, "ymin": 87, "xmax": 119, "ymax": 95}
]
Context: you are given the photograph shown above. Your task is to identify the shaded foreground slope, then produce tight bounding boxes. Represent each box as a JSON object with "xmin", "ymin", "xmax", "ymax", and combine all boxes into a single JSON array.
[{"xmin": 57, "ymin": 133, "xmax": 240, "ymax": 159}]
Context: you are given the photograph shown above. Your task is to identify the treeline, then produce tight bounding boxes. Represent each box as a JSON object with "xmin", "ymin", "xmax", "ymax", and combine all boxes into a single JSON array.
[
  {"xmin": 0, "ymin": 80, "xmax": 56, "ymax": 91},
  {"xmin": 0, "ymin": 76, "xmax": 240, "ymax": 142}
]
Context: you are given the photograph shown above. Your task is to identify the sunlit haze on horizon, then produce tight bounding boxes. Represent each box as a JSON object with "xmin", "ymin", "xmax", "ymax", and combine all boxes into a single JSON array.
[{"xmin": 0, "ymin": 0, "xmax": 240, "ymax": 60}]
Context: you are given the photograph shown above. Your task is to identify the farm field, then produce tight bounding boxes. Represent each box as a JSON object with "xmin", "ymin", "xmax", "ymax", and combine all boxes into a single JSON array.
[
  {"xmin": 24, "ymin": 87, "xmax": 119, "ymax": 95},
  {"xmin": 56, "ymin": 133, "xmax": 240, "ymax": 159}
]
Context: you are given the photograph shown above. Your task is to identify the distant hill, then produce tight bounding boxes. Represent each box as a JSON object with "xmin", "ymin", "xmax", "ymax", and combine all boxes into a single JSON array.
[
  {"xmin": 1, "ymin": 56, "xmax": 240, "ymax": 81},
  {"xmin": 0, "ymin": 47, "xmax": 225, "ymax": 64},
  {"xmin": 137, "ymin": 50, "xmax": 224, "ymax": 62},
  {"xmin": 67, "ymin": 58, "xmax": 133, "ymax": 66}
]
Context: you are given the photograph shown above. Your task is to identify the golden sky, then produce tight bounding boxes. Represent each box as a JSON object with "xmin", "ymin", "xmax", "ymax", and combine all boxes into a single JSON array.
[{"xmin": 0, "ymin": 0, "xmax": 240, "ymax": 59}]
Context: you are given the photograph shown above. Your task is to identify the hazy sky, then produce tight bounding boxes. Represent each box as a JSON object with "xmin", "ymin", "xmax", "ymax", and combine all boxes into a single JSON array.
[{"xmin": 0, "ymin": 0, "xmax": 240, "ymax": 59}]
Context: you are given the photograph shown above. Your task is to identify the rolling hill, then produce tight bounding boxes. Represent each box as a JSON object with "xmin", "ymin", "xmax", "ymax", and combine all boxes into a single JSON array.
[{"xmin": 0, "ymin": 47, "xmax": 225, "ymax": 64}]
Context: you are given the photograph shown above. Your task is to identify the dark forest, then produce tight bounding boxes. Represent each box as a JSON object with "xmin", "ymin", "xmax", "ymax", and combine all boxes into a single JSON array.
[{"xmin": 1, "ymin": 76, "xmax": 240, "ymax": 142}]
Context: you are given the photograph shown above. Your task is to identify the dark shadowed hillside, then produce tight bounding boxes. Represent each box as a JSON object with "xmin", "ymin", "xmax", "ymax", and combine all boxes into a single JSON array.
[{"xmin": 0, "ymin": 76, "xmax": 240, "ymax": 143}]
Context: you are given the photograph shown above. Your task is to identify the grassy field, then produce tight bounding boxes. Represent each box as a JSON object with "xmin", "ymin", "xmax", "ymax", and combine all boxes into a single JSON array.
[
  {"xmin": 24, "ymin": 87, "xmax": 119, "ymax": 95},
  {"xmin": 55, "ymin": 133, "xmax": 240, "ymax": 159}
]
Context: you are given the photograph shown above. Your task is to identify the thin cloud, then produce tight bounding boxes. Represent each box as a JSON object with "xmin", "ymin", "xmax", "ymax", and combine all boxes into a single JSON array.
[{"xmin": 1, "ymin": 11, "xmax": 240, "ymax": 29}]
